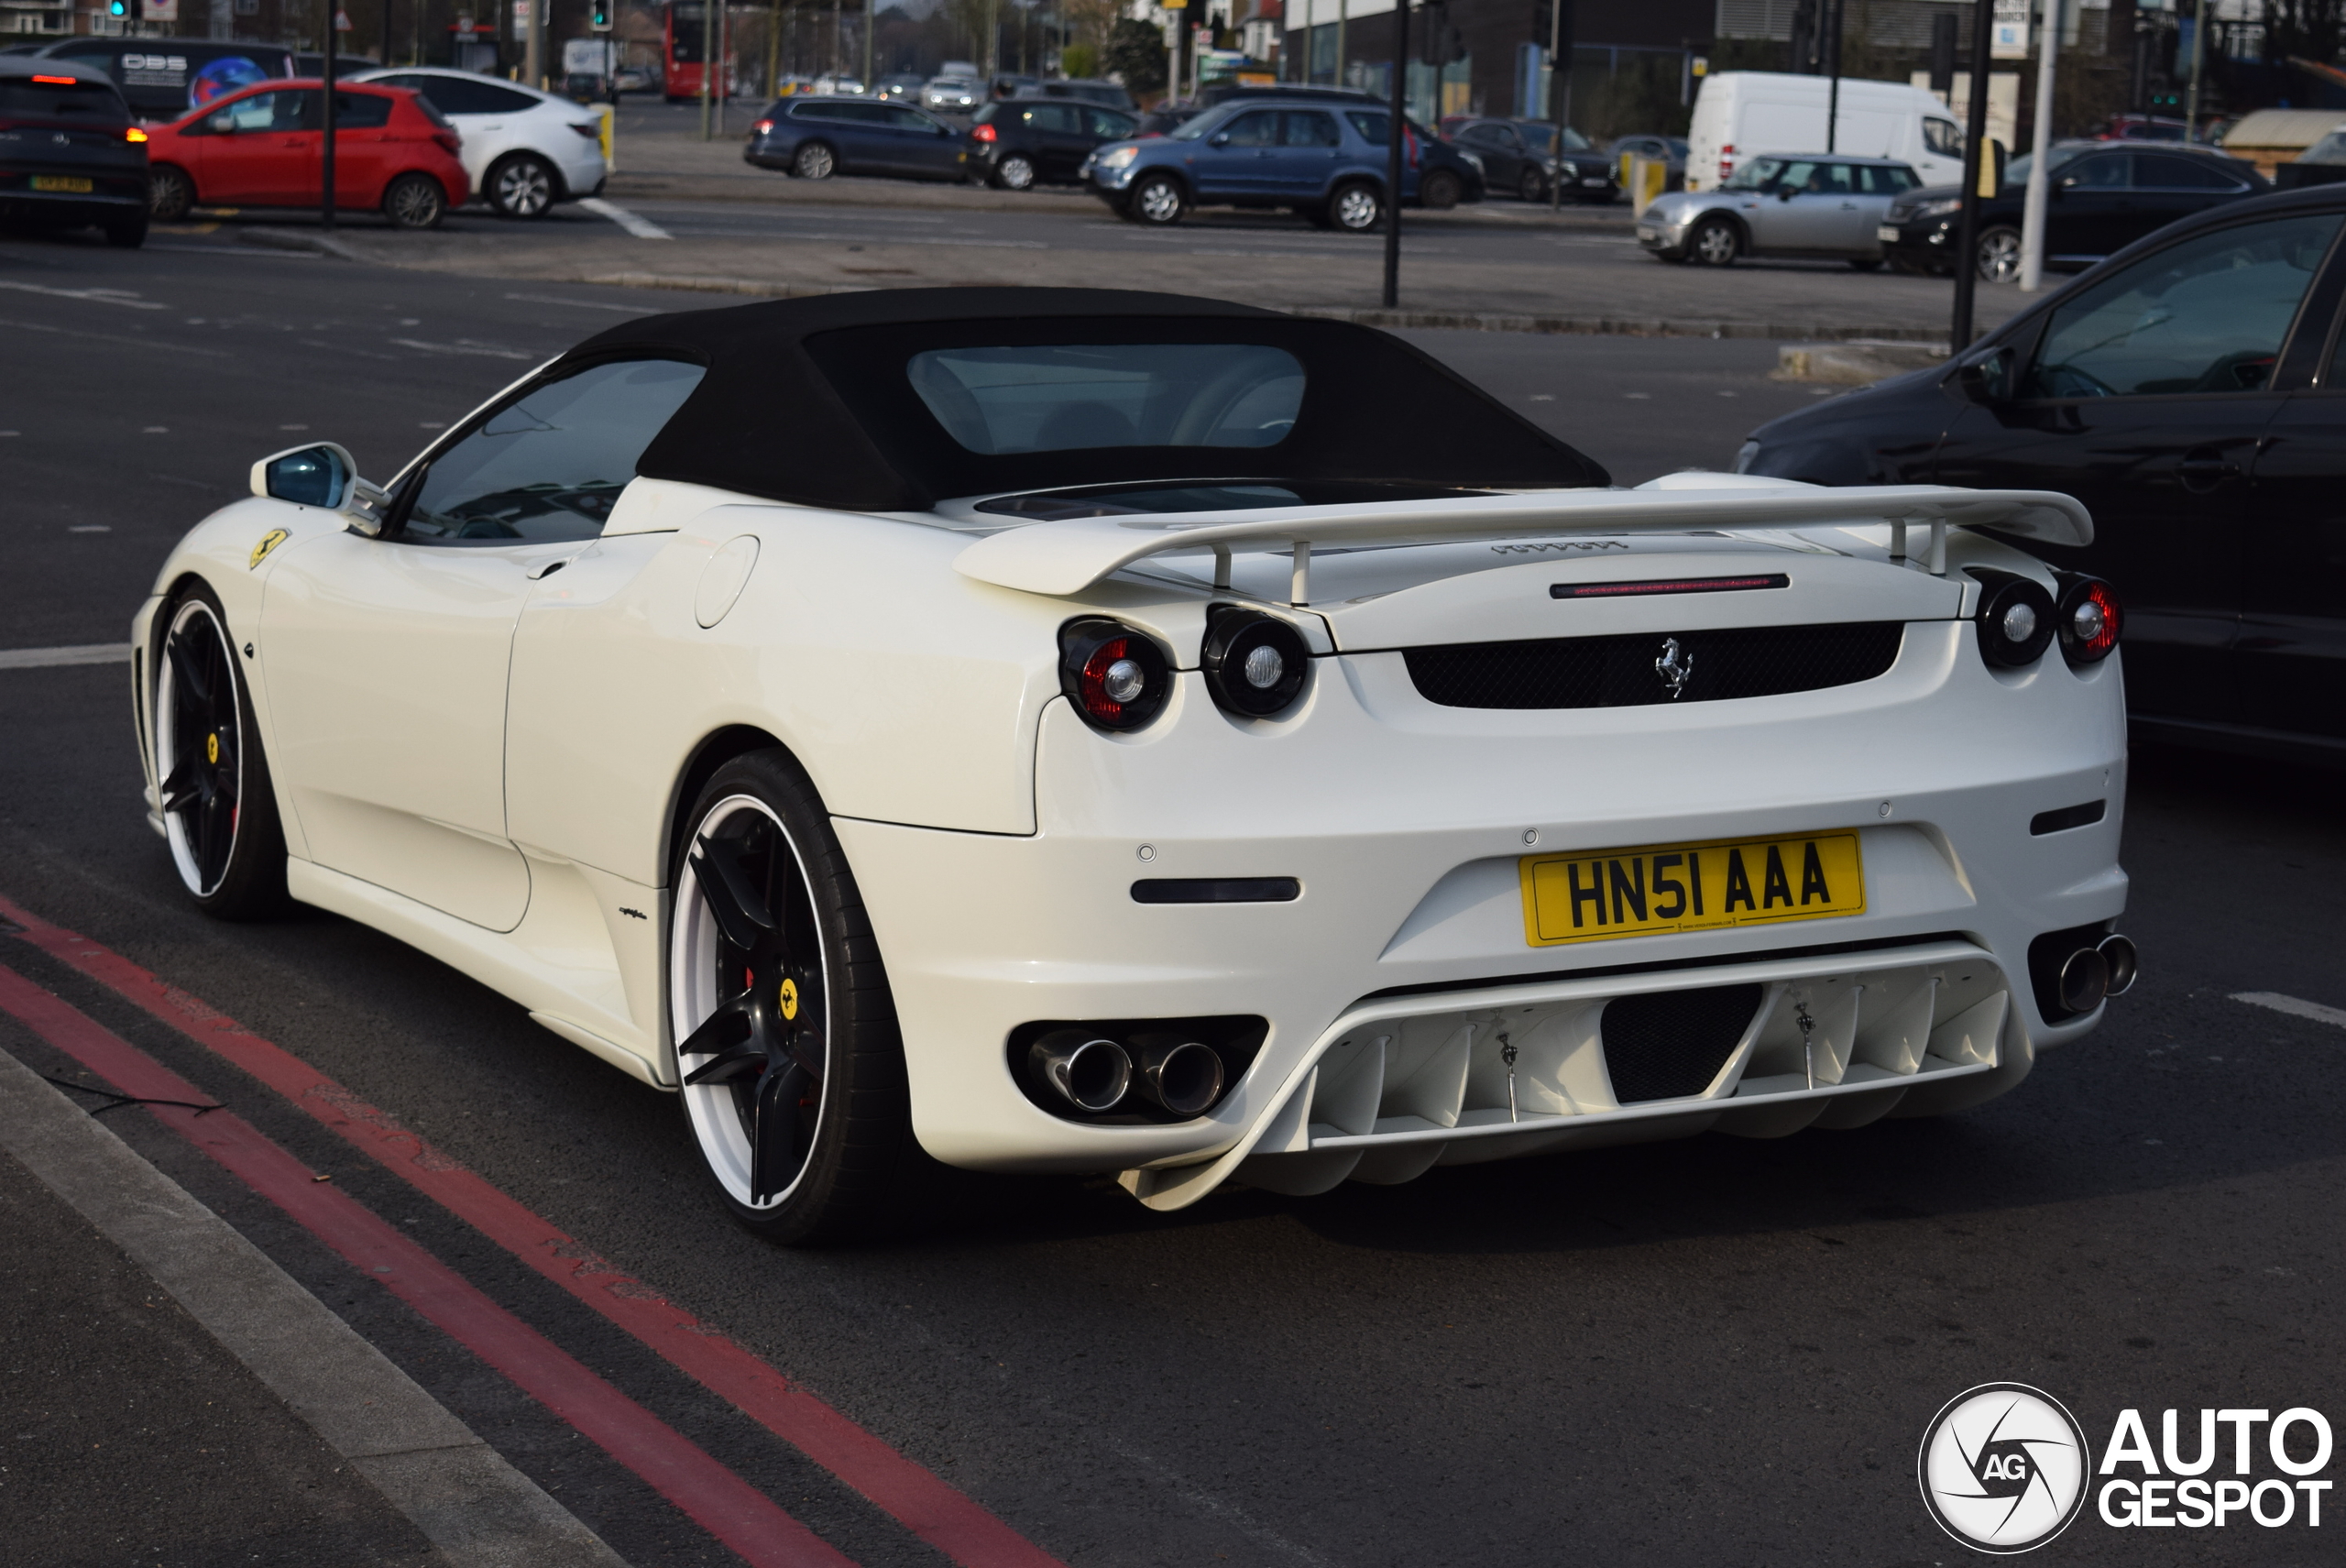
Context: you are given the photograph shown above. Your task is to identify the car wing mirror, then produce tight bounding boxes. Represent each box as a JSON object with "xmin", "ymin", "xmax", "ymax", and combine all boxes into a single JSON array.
[
  {"xmin": 1954, "ymin": 345, "xmax": 2017, "ymax": 406},
  {"xmin": 1209, "ymin": 132, "xmax": 1231, "ymax": 147},
  {"xmin": 251, "ymin": 442, "xmax": 389, "ymax": 536}
]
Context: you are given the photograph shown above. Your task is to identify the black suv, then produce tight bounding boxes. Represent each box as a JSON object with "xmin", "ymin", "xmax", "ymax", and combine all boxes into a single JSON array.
[
  {"xmin": 967, "ymin": 96, "xmax": 1137, "ymax": 190},
  {"xmin": 0, "ymin": 58, "xmax": 147, "ymax": 247},
  {"xmin": 1739, "ymin": 184, "xmax": 2346, "ymax": 762},
  {"xmin": 1880, "ymin": 140, "xmax": 2265, "ymax": 281}
]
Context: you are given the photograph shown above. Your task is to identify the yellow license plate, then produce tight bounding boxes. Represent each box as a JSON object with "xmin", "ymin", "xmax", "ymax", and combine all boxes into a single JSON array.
[
  {"xmin": 31, "ymin": 176, "xmax": 93, "ymax": 193},
  {"xmin": 1520, "ymin": 831, "xmax": 1865, "ymax": 947}
]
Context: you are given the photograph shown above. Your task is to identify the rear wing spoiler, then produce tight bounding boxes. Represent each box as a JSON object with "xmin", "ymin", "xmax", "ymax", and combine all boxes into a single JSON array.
[{"xmin": 951, "ymin": 480, "xmax": 2091, "ymax": 600}]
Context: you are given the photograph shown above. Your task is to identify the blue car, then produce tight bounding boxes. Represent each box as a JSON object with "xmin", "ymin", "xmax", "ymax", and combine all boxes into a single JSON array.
[
  {"xmin": 1082, "ymin": 96, "xmax": 1474, "ymax": 231},
  {"xmin": 743, "ymin": 94, "xmax": 967, "ymax": 182}
]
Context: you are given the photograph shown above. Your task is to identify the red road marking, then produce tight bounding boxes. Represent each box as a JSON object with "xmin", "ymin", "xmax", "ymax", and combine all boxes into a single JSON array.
[
  {"xmin": 0, "ymin": 962, "xmax": 854, "ymax": 1568},
  {"xmin": 0, "ymin": 891, "xmax": 1066, "ymax": 1568}
]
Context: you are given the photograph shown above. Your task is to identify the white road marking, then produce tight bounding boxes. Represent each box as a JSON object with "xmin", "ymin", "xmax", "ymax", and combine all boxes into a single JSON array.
[
  {"xmin": 578, "ymin": 197, "xmax": 672, "ymax": 238},
  {"xmin": 390, "ymin": 338, "xmax": 542, "ymax": 361},
  {"xmin": 0, "ymin": 280, "xmax": 168, "ymax": 309},
  {"xmin": 2233, "ymin": 992, "xmax": 2346, "ymax": 1030},
  {"xmin": 502, "ymin": 291, "xmax": 656, "ymax": 313},
  {"xmin": 0, "ymin": 644, "xmax": 130, "ymax": 669}
]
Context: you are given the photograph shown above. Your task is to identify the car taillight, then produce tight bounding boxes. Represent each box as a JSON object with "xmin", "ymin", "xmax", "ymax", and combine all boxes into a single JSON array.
[
  {"xmin": 752, "ymin": 117, "xmax": 773, "ymax": 134},
  {"xmin": 433, "ymin": 131, "xmax": 462, "ymax": 155},
  {"xmin": 569, "ymin": 121, "xmax": 601, "ymax": 138},
  {"xmin": 126, "ymin": 126, "xmax": 148, "ymax": 143},
  {"xmin": 1406, "ymin": 126, "xmax": 1420, "ymax": 168},
  {"xmin": 2056, "ymin": 576, "xmax": 2121, "ymax": 664},
  {"xmin": 972, "ymin": 122, "xmax": 996, "ymax": 141},
  {"xmin": 1972, "ymin": 569, "xmax": 2058, "ymax": 668},
  {"xmin": 1059, "ymin": 618, "xmax": 1170, "ymax": 731},
  {"xmin": 1200, "ymin": 606, "xmax": 1310, "ymax": 718}
]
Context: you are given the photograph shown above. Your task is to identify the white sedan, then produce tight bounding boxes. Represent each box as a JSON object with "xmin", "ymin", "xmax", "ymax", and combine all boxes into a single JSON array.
[
  {"xmin": 353, "ymin": 66, "xmax": 608, "ymax": 217},
  {"xmin": 132, "ymin": 289, "xmax": 2134, "ymax": 1244}
]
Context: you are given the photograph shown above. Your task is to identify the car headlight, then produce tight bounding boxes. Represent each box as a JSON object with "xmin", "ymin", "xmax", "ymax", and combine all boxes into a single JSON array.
[
  {"xmin": 1733, "ymin": 439, "xmax": 1761, "ymax": 474},
  {"xmin": 1909, "ymin": 196, "xmax": 1961, "ymax": 220},
  {"xmin": 1096, "ymin": 144, "xmax": 1139, "ymax": 170}
]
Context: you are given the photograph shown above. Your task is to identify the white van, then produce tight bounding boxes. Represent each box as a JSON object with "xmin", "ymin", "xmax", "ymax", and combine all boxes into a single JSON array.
[{"xmin": 1687, "ymin": 71, "xmax": 1964, "ymax": 191}]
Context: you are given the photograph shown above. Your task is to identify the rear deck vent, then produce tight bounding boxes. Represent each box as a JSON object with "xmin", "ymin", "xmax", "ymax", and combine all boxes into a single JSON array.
[
  {"xmin": 1600, "ymin": 983, "xmax": 1765, "ymax": 1102},
  {"xmin": 1404, "ymin": 622, "xmax": 1903, "ymax": 708}
]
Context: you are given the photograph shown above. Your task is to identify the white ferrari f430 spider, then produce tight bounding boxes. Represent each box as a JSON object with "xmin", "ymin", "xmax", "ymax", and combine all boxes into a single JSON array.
[{"xmin": 133, "ymin": 290, "xmax": 2134, "ymax": 1241}]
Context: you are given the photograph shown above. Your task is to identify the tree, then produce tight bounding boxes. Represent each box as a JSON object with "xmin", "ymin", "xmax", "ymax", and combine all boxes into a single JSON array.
[
  {"xmin": 1062, "ymin": 42, "xmax": 1100, "ymax": 79},
  {"xmin": 1104, "ymin": 15, "xmax": 1167, "ymax": 93}
]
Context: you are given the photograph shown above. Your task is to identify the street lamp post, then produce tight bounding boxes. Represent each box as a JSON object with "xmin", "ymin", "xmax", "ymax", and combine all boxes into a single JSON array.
[
  {"xmin": 321, "ymin": 0, "xmax": 338, "ymax": 231},
  {"xmin": 1824, "ymin": 0, "xmax": 1841, "ymax": 152},
  {"xmin": 1949, "ymin": 0, "xmax": 1997, "ymax": 347},
  {"xmin": 2020, "ymin": 0, "xmax": 2060, "ymax": 291},
  {"xmin": 1548, "ymin": 0, "xmax": 1571, "ymax": 212},
  {"xmin": 1381, "ymin": 0, "xmax": 1408, "ymax": 307}
]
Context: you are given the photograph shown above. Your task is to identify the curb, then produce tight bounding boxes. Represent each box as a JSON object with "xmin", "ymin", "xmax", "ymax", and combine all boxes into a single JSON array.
[
  {"xmin": 236, "ymin": 225, "xmax": 365, "ymax": 261},
  {"xmin": 0, "ymin": 1042, "xmax": 628, "ymax": 1568}
]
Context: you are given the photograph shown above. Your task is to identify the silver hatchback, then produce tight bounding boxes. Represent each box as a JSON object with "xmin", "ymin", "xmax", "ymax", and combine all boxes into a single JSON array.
[{"xmin": 1638, "ymin": 154, "xmax": 1921, "ymax": 269}]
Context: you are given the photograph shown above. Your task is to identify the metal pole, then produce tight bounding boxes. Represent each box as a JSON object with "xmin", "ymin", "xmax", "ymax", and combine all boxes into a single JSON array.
[
  {"xmin": 864, "ymin": 0, "xmax": 874, "ymax": 89},
  {"xmin": 1824, "ymin": 0, "xmax": 1840, "ymax": 152},
  {"xmin": 1950, "ymin": 0, "xmax": 1996, "ymax": 348},
  {"xmin": 2184, "ymin": 0, "xmax": 2208, "ymax": 140},
  {"xmin": 1549, "ymin": 0, "xmax": 1571, "ymax": 211},
  {"xmin": 2020, "ymin": 0, "xmax": 2058, "ymax": 291},
  {"xmin": 1336, "ymin": 0, "xmax": 1345, "ymax": 87},
  {"xmin": 768, "ymin": 0, "xmax": 782, "ymax": 93},
  {"xmin": 1381, "ymin": 0, "xmax": 1408, "ymax": 307},
  {"xmin": 523, "ymin": 0, "xmax": 542, "ymax": 87},
  {"xmin": 321, "ymin": 0, "xmax": 337, "ymax": 229},
  {"xmin": 380, "ymin": 0, "xmax": 392, "ymax": 71},
  {"xmin": 700, "ymin": 0, "xmax": 714, "ymax": 137},
  {"xmin": 832, "ymin": 0, "xmax": 841, "ymax": 83}
]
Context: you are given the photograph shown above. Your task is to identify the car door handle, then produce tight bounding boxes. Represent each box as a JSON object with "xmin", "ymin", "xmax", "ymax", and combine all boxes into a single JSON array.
[{"xmin": 2176, "ymin": 453, "xmax": 2240, "ymax": 491}]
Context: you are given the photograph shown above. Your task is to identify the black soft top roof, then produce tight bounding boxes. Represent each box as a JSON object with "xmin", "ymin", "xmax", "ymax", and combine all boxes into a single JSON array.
[{"xmin": 565, "ymin": 288, "xmax": 1608, "ymax": 511}]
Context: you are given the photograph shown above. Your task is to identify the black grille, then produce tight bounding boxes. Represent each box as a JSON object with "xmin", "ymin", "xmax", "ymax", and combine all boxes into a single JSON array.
[
  {"xmin": 1600, "ymin": 983, "xmax": 1765, "ymax": 1103},
  {"xmin": 1403, "ymin": 622, "xmax": 1904, "ymax": 709}
]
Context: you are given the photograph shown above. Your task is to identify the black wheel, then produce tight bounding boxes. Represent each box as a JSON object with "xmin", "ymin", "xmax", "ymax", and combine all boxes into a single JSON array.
[
  {"xmin": 104, "ymin": 214, "xmax": 148, "ymax": 248},
  {"xmin": 1516, "ymin": 167, "xmax": 1546, "ymax": 203},
  {"xmin": 153, "ymin": 587, "xmax": 287, "ymax": 918},
  {"xmin": 486, "ymin": 152, "xmax": 557, "ymax": 217},
  {"xmin": 992, "ymin": 152, "xmax": 1036, "ymax": 191},
  {"xmin": 793, "ymin": 139, "xmax": 837, "ymax": 180},
  {"xmin": 148, "ymin": 165, "xmax": 193, "ymax": 223},
  {"xmin": 1689, "ymin": 214, "xmax": 1739, "ymax": 266},
  {"xmin": 1976, "ymin": 225, "xmax": 2023, "ymax": 283},
  {"xmin": 1129, "ymin": 170, "xmax": 1186, "ymax": 225},
  {"xmin": 669, "ymin": 750, "xmax": 923, "ymax": 1244},
  {"xmin": 382, "ymin": 172, "xmax": 447, "ymax": 229},
  {"xmin": 1847, "ymin": 258, "xmax": 1883, "ymax": 271},
  {"xmin": 1419, "ymin": 168, "xmax": 1461, "ymax": 210},
  {"xmin": 1328, "ymin": 179, "xmax": 1382, "ymax": 232}
]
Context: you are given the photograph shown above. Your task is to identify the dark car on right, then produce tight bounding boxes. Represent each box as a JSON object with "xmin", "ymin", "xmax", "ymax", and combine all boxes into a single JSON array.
[
  {"xmin": 1738, "ymin": 184, "xmax": 2346, "ymax": 763},
  {"xmin": 1879, "ymin": 139, "xmax": 2266, "ymax": 282},
  {"xmin": 0, "ymin": 57, "xmax": 148, "ymax": 246},
  {"xmin": 1446, "ymin": 115, "xmax": 1617, "ymax": 203},
  {"xmin": 967, "ymin": 95, "xmax": 1136, "ymax": 190}
]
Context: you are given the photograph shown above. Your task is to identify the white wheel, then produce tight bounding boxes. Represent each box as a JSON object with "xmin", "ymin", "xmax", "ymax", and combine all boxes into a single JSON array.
[
  {"xmin": 1330, "ymin": 181, "xmax": 1382, "ymax": 232},
  {"xmin": 994, "ymin": 153, "xmax": 1036, "ymax": 191},
  {"xmin": 153, "ymin": 588, "xmax": 286, "ymax": 916},
  {"xmin": 668, "ymin": 751, "xmax": 921, "ymax": 1242},
  {"xmin": 1977, "ymin": 225, "xmax": 2023, "ymax": 284},
  {"xmin": 488, "ymin": 154, "xmax": 556, "ymax": 217}
]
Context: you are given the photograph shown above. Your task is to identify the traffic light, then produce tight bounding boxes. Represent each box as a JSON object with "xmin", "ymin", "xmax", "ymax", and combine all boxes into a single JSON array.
[
  {"xmin": 589, "ymin": 0, "xmax": 611, "ymax": 29},
  {"xmin": 106, "ymin": 0, "xmax": 127, "ymax": 16}
]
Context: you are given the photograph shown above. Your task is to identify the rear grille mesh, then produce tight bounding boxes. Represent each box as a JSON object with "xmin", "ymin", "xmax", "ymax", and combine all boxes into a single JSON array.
[
  {"xmin": 1403, "ymin": 621, "xmax": 1904, "ymax": 709},
  {"xmin": 1600, "ymin": 983, "xmax": 1766, "ymax": 1102}
]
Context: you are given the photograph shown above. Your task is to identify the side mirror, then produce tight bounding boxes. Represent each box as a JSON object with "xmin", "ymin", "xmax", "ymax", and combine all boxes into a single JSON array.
[
  {"xmin": 1778, "ymin": 186, "xmax": 1796, "ymax": 201},
  {"xmin": 251, "ymin": 442, "xmax": 389, "ymax": 536},
  {"xmin": 1209, "ymin": 132, "xmax": 1230, "ymax": 147},
  {"xmin": 207, "ymin": 111, "xmax": 235, "ymax": 135},
  {"xmin": 1954, "ymin": 345, "xmax": 2017, "ymax": 406}
]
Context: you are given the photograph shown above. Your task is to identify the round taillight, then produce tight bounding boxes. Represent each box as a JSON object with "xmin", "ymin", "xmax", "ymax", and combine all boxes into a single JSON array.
[
  {"xmin": 1200, "ymin": 606, "xmax": 1310, "ymax": 717},
  {"xmin": 1059, "ymin": 618, "xmax": 1170, "ymax": 731},
  {"xmin": 1973, "ymin": 571, "xmax": 2057, "ymax": 668},
  {"xmin": 2057, "ymin": 575, "xmax": 2121, "ymax": 664}
]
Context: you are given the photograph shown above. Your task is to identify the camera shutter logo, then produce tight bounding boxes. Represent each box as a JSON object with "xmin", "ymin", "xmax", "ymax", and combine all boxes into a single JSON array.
[{"xmin": 1918, "ymin": 1383, "xmax": 2091, "ymax": 1553}]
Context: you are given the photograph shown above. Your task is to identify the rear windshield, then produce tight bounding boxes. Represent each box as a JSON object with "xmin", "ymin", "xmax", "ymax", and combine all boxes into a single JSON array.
[
  {"xmin": 906, "ymin": 344, "xmax": 1305, "ymax": 454},
  {"xmin": 0, "ymin": 78, "xmax": 130, "ymax": 122}
]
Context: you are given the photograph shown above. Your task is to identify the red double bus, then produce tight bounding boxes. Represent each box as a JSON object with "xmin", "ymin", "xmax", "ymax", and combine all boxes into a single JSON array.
[{"xmin": 663, "ymin": 2, "xmax": 727, "ymax": 103}]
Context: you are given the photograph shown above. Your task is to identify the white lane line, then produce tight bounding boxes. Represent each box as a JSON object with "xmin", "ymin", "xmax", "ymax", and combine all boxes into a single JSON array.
[
  {"xmin": 577, "ymin": 196, "xmax": 672, "ymax": 239},
  {"xmin": 2233, "ymin": 992, "xmax": 2346, "ymax": 1030},
  {"xmin": 502, "ymin": 291, "xmax": 656, "ymax": 313},
  {"xmin": 389, "ymin": 338, "xmax": 543, "ymax": 361},
  {"xmin": 0, "ymin": 1047, "xmax": 630, "ymax": 1568},
  {"xmin": 0, "ymin": 644, "xmax": 130, "ymax": 670},
  {"xmin": 0, "ymin": 280, "xmax": 168, "ymax": 309}
]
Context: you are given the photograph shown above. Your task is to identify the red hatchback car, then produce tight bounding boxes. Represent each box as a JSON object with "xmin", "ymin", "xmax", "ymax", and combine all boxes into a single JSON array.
[{"xmin": 145, "ymin": 79, "xmax": 467, "ymax": 228}]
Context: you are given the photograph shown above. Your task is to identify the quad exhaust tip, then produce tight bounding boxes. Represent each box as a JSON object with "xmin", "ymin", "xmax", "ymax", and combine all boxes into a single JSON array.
[
  {"xmin": 2052, "ymin": 932, "xmax": 2140, "ymax": 1017},
  {"xmin": 1025, "ymin": 1028, "xmax": 1235, "ymax": 1119},
  {"xmin": 1031, "ymin": 1032, "xmax": 1132, "ymax": 1113},
  {"xmin": 1135, "ymin": 1037, "xmax": 1225, "ymax": 1118},
  {"xmin": 2099, "ymin": 933, "xmax": 2138, "ymax": 997}
]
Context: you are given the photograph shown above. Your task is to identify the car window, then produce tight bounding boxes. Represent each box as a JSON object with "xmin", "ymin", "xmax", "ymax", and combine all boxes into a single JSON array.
[
  {"xmin": 1857, "ymin": 164, "xmax": 1915, "ymax": 193},
  {"xmin": 1220, "ymin": 110, "xmax": 1278, "ymax": 147},
  {"xmin": 0, "ymin": 77, "xmax": 129, "ymax": 122},
  {"xmin": 1923, "ymin": 118, "xmax": 1962, "ymax": 157},
  {"xmin": 2136, "ymin": 153, "xmax": 2241, "ymax": 190},
  {"xmin": 1719, "ymin": 156, "xmax": 1786, "ymax": 191},
  {"xmin": 1019, "ymin": 103, "xmax": 1078, "ymax": 132},
  {"xmin": 1344, "ymin": 110, "xmax": 1392, "ymax": 144},
  {"xmin": 2060, "ymin": 153, "xmax": 2130, "ymax": 189},
  {"xmin": 415, "ymin": 76, "xmax": 539, "ymax": 115},
  {"xmin": 2021, "ymin": 213, "xmax": 2341, "ymax": 399},
  {"xmin": 209, "ymin": 90, "xmax": 300, "ymax": 133},
  {"xmin": 905, "ymin": 344, "xmax": 1306, "ymax": 453},
  {"xmin": 1461, "ymin": 123, "xmax": 1505, "ymax": 148},
  {"xmin": 1084, "ymin": 107, "xmax": 1133, "ymax": 139},
  {"xmin": 882, "ymin": 104, "xmax": 935, "ymax": 129},
  {"xmin": 400, "ymin": 358, "xmax": 708, "ymax": 545},
  {"xmin": 1281, "ymin": 110, "xmax": 1341, "ymax": 148}
]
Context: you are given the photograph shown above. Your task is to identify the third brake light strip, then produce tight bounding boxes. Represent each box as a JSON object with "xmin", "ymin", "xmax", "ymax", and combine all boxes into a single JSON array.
[{"xmin": 0, "ymin": 890, "xmax": 1063, "ymax": 1568}]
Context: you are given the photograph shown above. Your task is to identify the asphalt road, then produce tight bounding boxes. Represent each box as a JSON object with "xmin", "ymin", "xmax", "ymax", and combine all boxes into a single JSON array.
[{"xmin": 2, "ymin": 236, "xmax": 2341, "ymax": 1567}]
